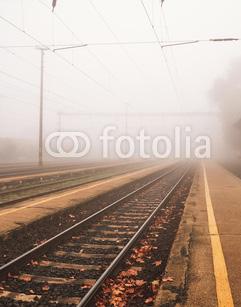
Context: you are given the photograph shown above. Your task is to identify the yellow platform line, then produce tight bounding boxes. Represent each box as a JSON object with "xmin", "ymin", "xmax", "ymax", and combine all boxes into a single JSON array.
[
  {"xmin": 0, "ymin": 164, "xmax": 164, "ymax": 217},
  {"xmin": 203, "ymin": 163, "xmax": 234, "ymax": 307},
  {"xmin": 0, "ymin": 178, "xmax": 111, "ymax": 217}
]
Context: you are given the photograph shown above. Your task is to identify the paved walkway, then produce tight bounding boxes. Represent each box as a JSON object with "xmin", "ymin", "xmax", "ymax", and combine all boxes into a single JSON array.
[
  {"xmin": 155, "ymin": 161, "xmax": 241, "ymax": 306},
  {"xmin": 187, "ymin": 162, "xmax": 241, "ymax": 306}
]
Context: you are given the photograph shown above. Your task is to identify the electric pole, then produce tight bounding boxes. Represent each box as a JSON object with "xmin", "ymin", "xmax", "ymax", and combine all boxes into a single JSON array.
[{"xmin": 36, "ymin": 47, "xmax": 48, "ymax": 167}]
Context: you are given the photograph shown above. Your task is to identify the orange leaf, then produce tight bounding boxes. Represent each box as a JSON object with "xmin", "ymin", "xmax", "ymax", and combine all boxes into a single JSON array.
[
  {"xmin": 126, "ymin": 288, "xmax": 135, "ymax": 294},
  {"xmin": 81, "ymin": 284, "xmax": 92, "ymax": 289},
  {"xmin": 103, "ymin": 287, "xmax": 111, "ymax": 294},
  {"xmin": 19, "ymin": 275, "xmax": 32, "ymax": 282},
  {"xmin": 151, "ymin": 280, "xmax": 159, "ymax": 293},
  {"xmin": 30, "ymin": 260, "xmax": 39, "ymax": 266},
  {"xmin": 125, "ymin": 283, "xmax": 134, "ymax": 287},
  {"xmin": 110, "ymin": 297, "xmax": 123, "ymax": 305},
  {"xmin": 112, "ymin": 289, "xmax": 123, "ymax": 296},
  {"xmin": 135, "ymin": 280, "xmax": 146, "ymax": 287},
  {"xmin": 96, "ymin": 302, "xmax": 106, "ymax": 307},
  {"xmin": 136, "ymin": 258, "xmax": 145, "ymax": 263},
  {"xmin": 42, "ymin": 284, "xmax": 50, "ymax": 291},
  {"xmin": 145, "ymin": 297, "xmax": 154, "ymax": 304},
  {"xmin": 162, "ymin": 277, "xmax": 174, "ymax": 282},
  {"xmin": 119, "ymin": 269, "xmax": 138, "ymax": 277}
]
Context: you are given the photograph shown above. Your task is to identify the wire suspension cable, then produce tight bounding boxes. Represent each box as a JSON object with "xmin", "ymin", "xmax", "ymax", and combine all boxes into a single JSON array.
[
  {"xmin": 0, "ymin": 38, "xmax": 239, "ymax": 49},
  {"xmin": 0, "ymin": 67, "xmax": 90, "ymax": 112},
  {"xmin": 88, "ymin": 0, "xmax": 146, "ymax": 76},
  {"xmin": 0, "ymin": 14, "xmax": 126, "ymax": 107},
  {"xmin": 139, "ymin": 0, "xmax": 180, "ymax": 105},
  {"xmin": 1, "ymin": 47, "xmax": 95, "ymax": 111},
  {"xmin": 159, "ymin": 5, "xmax": 179, "ymax": 78},
  {"xmin": 38, "ymin": 0, "xmax": 118, "ymax": 80}
]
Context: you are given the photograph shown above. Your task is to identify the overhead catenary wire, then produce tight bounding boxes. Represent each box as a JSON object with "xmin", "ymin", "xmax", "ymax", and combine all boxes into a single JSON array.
[
  {"xmin": 0, "ymin": 14, "xmax": 127, "ymax": 108},
  {"xmin": 1, "ymin": 47, "xmax": 40, "ymax": 70},
  {"xmin": 38, "ymin": 0, "xmax": 118, "ymax": 80},
  {"xmin": 39, "ymin": 0, "xmax": 139, "ymax": 111},
  {"xmin": 0, "ymin": 67, "xmax": 92, "ymax": 113},
  {"xmin": 0, "ymin": 78, "xmax": 77, "ymax": 114},
  {"xmin": 0, "ymin": 76, "xmax": 86, "ymax": 114},
  {"xmin": 88, "ymin": 0, "xmax": 146, "ymax": 76},
  {"xmin": 159, "ymin": 4, "xmax": 180, "ymax": 79},
  {"xmin": 158, "ymin": 2, "xmax": 186, "ymax": 115},
  {"xmin": 0, "ymin": 91, "xmax": 58, "ymax": 112},
  {"xmin": 0, "ymin": 4, "xmax": 239, "ymax": 115},
  {"xmin": 139, "ymin": 0, "xmax": 181, "ymax": 106},
  {"xmin": 0, "ymin": 47, "xmax": 95, "ymax": 111},
  {"xmin": 0, "ymin": 38, "xmax": 240, "ymax": 49}
]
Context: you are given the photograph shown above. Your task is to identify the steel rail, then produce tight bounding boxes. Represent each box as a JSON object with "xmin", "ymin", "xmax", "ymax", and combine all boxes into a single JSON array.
[
  {"xmin": 0, "ymin": 161, "xmax": 133, "ymax": 180},
  {"xmin": 0, "ymin": 169, "xmax": 132, "ymax": 207},
  {"xmin": 0, "ymin": 164, "xmax": 180, "ymax": 281},
  {"xmin": 0, "ymin": 162, "xmax": 150, "ymax": 207},
  {"xmin": 77, "ymin": 167, "xmax": 189, "ymax": 307},
  {"xmin": 0, "ymin": 162, "xmax": 148, "ymax": 194},
  {"xmin": 0, "ymin": 164, "xmax": 87, "ymax": 179}
]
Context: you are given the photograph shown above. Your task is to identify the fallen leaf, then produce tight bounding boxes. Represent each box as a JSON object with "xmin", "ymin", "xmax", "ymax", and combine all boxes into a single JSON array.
[
  {"xmin": 135, "ymin": 280, "xmax": 146, "ymax": 287},
  {"xmin": 126, "ymin": 287, "xmax": 135, "ymax": 294},
  {"xmin": 110, "ymin": 296, "xmax": 122, "ymax": 305},
  {"xmin": 81, "ymin": 284, "xmax": 92, "ymax": 289},
  {"xmin": 151, "ymin": 280, "xmax": 159, "ymax": 293},
  {"xmin": 136, "ymin": 258, "xmax": 145, "ymax": 263},
  {"xmin": 162, "ymin": 277, "xmax": 174, "ymax": 282},
  {"xmin": 103, "ymin": 287, "xmax": 111, "ymax": 294},
  {"xmin": 96, "ymin": 301, "xmax": 106, "ymax": 307},
  {"xmin": 19, "ymin": 275, "xmax": 32, "ymax": 282},
  {"xmin": 145, "ymin": 297, "xmax": 154, "ymax": 304},
  {"xmin": 124, "ymin": 283, "xmax": 134, "ymax": 287},
  {"xmin": 119, "ymin": 269, "xmax": 138, "ymax": 277},
  {"xmin": 42, "ymin": 284, "xmax": 50, "ymax": 291},
  {"xmin": 112, "ymin": 289, "xmax": 123, "ymax": 296},
  {"xmin": 154, "ymin": 260, "xmax": 162, "ymax": 266}
]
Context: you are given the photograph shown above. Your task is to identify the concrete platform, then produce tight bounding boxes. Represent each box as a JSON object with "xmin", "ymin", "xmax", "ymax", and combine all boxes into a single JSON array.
[
  {"xmin": 0, "ymin": 162, "xmax": 172, "ymax": 235},
  {"xmin": 155, "ymin": 161, "xmax": 241, "ymax": 306}
]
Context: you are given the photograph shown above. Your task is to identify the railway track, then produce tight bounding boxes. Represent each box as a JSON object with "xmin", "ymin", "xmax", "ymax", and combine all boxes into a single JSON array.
[
  {"xmin": 0, "ymin": 162, "xmax": 110, "ymax": 179},
  {"xmin": 0, "ymin": 164, "xmax": 191, "ymax": 306},
  {"xmin": 0, "ymin": 162, "xmax": 147, "ymax": 207}
]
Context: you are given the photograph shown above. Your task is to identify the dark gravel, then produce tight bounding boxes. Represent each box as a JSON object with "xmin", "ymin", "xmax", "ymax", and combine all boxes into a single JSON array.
[
  {"xmin": 0, "ymin": 164, "xmax": 186, "ymax": 307},
  {"xmin": 0, "ymin": 164, "xmax": 176, "ymax": 266},
  {"xmin": 94, "ymin": 169, "xmax": 195, "ymax": 306}
]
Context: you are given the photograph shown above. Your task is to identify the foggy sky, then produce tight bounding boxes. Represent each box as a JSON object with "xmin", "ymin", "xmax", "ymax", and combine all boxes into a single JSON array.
[{"xmin": 0, "ymin": 0, "xmax": 241, "ymax": 143}]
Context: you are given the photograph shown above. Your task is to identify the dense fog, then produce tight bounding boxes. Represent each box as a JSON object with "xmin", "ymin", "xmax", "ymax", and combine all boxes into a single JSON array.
[{"xmin": 0, "ymin": 0, "xmax": 241, "ymax": 163}]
